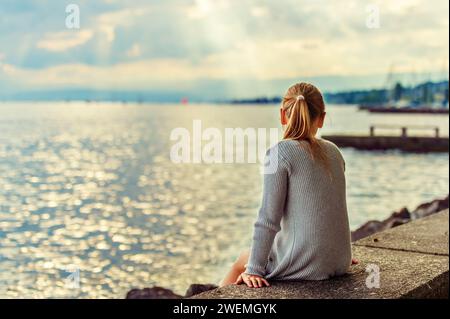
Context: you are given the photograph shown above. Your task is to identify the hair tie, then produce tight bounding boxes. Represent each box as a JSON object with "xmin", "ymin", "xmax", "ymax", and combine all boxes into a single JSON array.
[{"xmin": 296, "ymin": 95, "xmax": 305, "ymax": 101}]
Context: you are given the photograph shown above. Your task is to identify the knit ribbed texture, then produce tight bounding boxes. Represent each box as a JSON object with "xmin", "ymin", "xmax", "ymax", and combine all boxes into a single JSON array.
[{"xmin": 246, "ymin": 139, "xmax": 352, "ymax": 280}]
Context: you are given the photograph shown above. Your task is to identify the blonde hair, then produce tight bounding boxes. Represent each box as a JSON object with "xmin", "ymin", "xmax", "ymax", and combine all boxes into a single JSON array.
[{"xmin": 282, "ymin": 82, "xmax": 328, "ymax": 166}]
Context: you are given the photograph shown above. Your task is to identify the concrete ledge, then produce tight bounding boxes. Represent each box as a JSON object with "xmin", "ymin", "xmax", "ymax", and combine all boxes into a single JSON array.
[
  {"xmin": 355, "ymin": 210, "xmax": 449, "ymax": 256},
  {"xmin": 193, "ymin": 210, "xmax": 449, "ymax": 299}
]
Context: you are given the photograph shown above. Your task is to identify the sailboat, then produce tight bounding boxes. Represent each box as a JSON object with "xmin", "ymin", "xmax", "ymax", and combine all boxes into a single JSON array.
[{"xmin": 360, "ymin": 64, "xmax": 449, "ymax": 114}]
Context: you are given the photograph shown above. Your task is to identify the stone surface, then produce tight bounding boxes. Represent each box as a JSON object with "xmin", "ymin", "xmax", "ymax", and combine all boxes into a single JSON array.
[
  {"xmin": 184, "ymin": 284, "xmax": 218, "ymax": 298},
  {"xmin": 192, "ymin": 210, "xmax": 450, "ymax": 299},
  {"xmin": 412, "ymin": 196, "xmax": 449, "ymax": 219},
  {"xmin": 125, "ymin": 284, "xmax": 218, "ymax": 299},
  {"xmin": 126, "ymin": 287, "xmax": 183, "ymax": 299},
  {"xmin": 354, "ymin": 210, "xmax": 449, "ymax": 256}
]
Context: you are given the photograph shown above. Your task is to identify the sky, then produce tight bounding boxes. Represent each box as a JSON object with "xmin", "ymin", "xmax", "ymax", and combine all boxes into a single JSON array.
[{"xmin": 0, "ymin": 0, "xmax": 448, "ymax": 100}]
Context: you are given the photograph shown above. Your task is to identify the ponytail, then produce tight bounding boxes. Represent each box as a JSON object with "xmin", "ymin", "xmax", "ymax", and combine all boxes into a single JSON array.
[
  {"xmin": 281, "ymin": 83, "xmax": 328, "ymax": 169},
  {"xmin": 283, "ymin": 96, "xmax": 311, "ymax": 140}
]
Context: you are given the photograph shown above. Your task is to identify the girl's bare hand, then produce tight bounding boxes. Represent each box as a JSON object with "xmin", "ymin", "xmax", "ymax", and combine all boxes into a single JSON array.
[{"xmin": 235, "ymin": 273, "xmax": 270, "ymax": 288}]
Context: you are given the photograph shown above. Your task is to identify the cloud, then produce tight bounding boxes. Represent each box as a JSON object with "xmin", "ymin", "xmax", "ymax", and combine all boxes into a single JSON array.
[
  {"xmin": 0, "ymin": 59, "xmax": 212, "ymax": 92},
  {"xmin": 0, "ymin": 0, "xmax": 448, "ymax": 96},
  {"xmin": 186, "ymin": 0, "xmax": 231, "ymax": 19},
  {"xmin": 126, "ymin": 44, "xmax": 142, "ymax": 58},
  {"xmin": 250, "ymin": 6, "xmax": 270, "ymax": 18},
  {"xmin": 37, "ymin": 30, "xmax": 94, "ymax": 52},
  {"xmin": 96, "ymin": 7, "xmax": 152, "ymax": 43}
]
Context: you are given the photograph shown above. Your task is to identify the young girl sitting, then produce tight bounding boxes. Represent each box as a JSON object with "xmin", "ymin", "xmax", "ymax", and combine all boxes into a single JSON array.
[{"xmin": 221, "ymin": 82, "xmax": 354, "ymax": 288}]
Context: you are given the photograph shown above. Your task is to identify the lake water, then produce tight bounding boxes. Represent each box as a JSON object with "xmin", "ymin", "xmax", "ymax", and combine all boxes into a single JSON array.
[{"xmin": 0, "ymin": 102, "xmax": 448, "ymax": 298}]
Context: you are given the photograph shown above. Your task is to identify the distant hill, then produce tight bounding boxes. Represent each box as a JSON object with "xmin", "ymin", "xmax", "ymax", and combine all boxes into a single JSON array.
[
  {"xmin": 228, "ymin": 97, "xmax": 282, "ymax": 104},
  {"xmin": 325, "ymin": 80, "xmax": 448, "ymax": 105},
  {"xmin": 0, "ymin": 89, "xmax": 193, "ymax": 103}
]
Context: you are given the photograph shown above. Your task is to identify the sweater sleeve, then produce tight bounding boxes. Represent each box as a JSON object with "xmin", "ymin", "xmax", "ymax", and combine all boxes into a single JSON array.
[{"xmin": 246, "ymin": 147, "xmax": 289, "ymax": 276}]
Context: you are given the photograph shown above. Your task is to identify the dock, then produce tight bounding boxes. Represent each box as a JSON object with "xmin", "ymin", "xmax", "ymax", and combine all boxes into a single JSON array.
[
  {"xmin": 359, "ymin": 105, "xmax": 449, "ymax": 114},
  {"xmin": 322, "ymin": 125, "xmax": 449, "ymax": 153}
]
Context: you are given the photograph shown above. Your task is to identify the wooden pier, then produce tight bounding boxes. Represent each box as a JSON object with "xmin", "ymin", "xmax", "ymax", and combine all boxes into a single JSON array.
[
  {"xmin": 365, "ymin": 107, "xmax": 449, "ymax": 114},
  {"xmin": 358, "ymin": 104, "xmax": 449, "ymax": 114},
  {"xmin": 322, "ymin": 125, "xmax": 449, "ymax": 153}
]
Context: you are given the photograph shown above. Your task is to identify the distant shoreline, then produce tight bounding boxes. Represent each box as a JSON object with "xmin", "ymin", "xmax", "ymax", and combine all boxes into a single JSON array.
[{"xmin": 1, "ymin": 80, "xmax": 447, "ymax": 106}]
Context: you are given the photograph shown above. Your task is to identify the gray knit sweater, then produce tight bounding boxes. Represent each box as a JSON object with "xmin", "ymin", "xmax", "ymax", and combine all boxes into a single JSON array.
[{"xmin": 246, "ymin": 139, "xmax": 352, "ymax": 280}]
